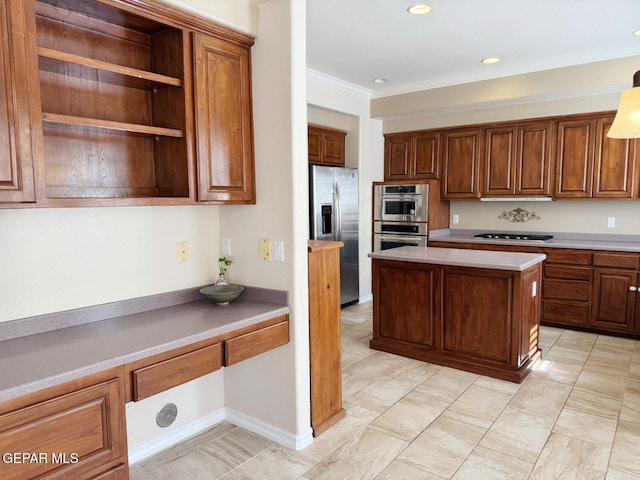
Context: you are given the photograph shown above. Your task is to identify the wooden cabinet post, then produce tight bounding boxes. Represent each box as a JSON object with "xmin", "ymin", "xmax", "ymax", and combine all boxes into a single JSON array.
[{"xmin": 308, "ymin": 240, "xmax": 346, "ymax": 436}]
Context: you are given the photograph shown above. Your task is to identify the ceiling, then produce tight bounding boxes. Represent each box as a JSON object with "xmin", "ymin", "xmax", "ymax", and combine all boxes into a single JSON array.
[{"xmin": 306, "ymin": 0, "xmax": 640, "ymax": 98}]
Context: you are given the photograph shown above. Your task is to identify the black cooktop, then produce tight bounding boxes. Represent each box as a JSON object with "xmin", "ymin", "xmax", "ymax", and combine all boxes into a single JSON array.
[{"xmin": 474, "ymin": 233, "xmax": 553, "ymax": 243}]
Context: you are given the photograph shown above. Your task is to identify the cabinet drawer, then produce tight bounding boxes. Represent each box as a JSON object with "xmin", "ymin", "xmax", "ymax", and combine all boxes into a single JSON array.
[
  {"xmin": 544, "ymin": 264, "xmax": 592, "ymax": 281},
  {"xmin": 225, "ymin": 320, "xmax": 289, "ymax": 366},
  {"xmin": 543, "ymin": 301, "xmax": 590, "ymax": 327},
  {"xmin": 132, "ymin": 343, "xmax": 223, "ymax": 401},
  {"xmin": 543, "ymin": 278, "xmax": 590, "ymax": 301},
  {"xmin": 592, "ymin": 252, "xmax": 639, "ymax": 269},
  {"xmin": 0, "ymin": 377, "xmax": 125, "ymax": 480},
  {"xmin": 544, "ymin": 249, "xmax": 592, "ymax": 265}
]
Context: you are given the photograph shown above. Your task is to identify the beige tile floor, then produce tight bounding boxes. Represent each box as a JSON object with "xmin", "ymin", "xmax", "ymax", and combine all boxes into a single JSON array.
[{"xmin": 131, "ymin": 302, "xmax": 640, "ymax": 480}]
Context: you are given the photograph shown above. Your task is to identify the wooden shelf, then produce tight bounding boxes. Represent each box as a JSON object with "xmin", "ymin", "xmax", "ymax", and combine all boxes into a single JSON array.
[
  {"xmin": 38, "ymin": 47, "xmax": 182, "ymax": 87},
  {"xmin": 41, "ymin": 112, "xmax": 184, "ymax": 138}
]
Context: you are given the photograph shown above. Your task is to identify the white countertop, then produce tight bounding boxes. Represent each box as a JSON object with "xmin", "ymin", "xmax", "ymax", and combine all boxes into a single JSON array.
[{"xmin": 369, "ymin": 246, "xmax": 546, "ymax": 271}]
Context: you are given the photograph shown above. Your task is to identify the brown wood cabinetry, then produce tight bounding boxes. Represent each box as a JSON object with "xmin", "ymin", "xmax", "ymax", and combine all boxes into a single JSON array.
[
  {"xmin": 591, "ymin": 252, "xmax": 639, "ymax": 334},
  {"xmin": 0, "ymin": 368, "xmax": 127, "ymax": 480},
  {"xmin": 308, "ymin": 125, "xmax": 346, "ymax": 166},
  {"xmin": 383, "ymin": 132, "xmax": 439, "ymax": 180},
  {"xmin": 482, "ymin": 122, "xmax": 554, "ymax": 197},
  {"xmin": 0, "ymin": 0, "xmax": 39, "ymax": 203},
  {"xmin": 554, "ymin": 118, "xmax": 596, "ymax": 198},
  {"xmin": 225, "ymin": 320, "xmax": 289, "ymax": 365},
  {"xmin": 308, "ymin": 240, "xmax": 346, "ymax": 436},
  {"xmin": 371, "ymin": 258, "xmax": 542, "ymax": 382},
  {"xmin": 194, "ymin": 32, "xmax": 255, "ymax": 203},
  {"xmin": 1, "ymin": 0, "xmax": 256, "ymax": 207},
  {"xmin": 441, "ymin": 128, "xmax": 482, "ymax": 199},
  {"xmin": 593, "ymin": 116, "xmax": 638, "ymax": 198}
]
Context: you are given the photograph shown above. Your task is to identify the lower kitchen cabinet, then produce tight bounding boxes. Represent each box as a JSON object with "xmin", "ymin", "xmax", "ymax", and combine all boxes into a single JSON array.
[{"xmin": 0, "ymin": 368, "xmax": 128, "ymax": 480}]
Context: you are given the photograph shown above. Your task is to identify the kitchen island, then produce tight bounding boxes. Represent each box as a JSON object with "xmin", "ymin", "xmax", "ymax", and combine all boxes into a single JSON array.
[{"xmin": 369, "ymin": 246, "xmax": 546, "ymax": 382}]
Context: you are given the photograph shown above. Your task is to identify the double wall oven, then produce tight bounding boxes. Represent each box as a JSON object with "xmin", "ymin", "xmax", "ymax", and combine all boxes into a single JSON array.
[{"xmin": 373, "ymin": 183, "xmax": 429, "ymax": 251}]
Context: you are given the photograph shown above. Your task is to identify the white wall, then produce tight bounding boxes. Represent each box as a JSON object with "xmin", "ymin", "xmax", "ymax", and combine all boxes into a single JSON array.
[
  {"xmin": 219, "ymin": 0, "xmax": 312, "ymax": 443},
  {"xmin": 307, "ymin": 71, "xmax": 385, "ymax": 300}
]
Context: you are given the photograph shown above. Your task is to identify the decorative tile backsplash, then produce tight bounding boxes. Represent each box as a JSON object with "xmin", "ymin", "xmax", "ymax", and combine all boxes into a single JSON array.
[{"xmin": 498, "ymin": 207, "xmax": 541, "ymax": 223}]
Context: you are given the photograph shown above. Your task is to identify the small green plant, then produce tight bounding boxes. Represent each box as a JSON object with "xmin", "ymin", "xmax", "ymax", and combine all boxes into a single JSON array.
[{"xmin": 218, "ymin": 256, "xmax": 232, "ymax": 275}]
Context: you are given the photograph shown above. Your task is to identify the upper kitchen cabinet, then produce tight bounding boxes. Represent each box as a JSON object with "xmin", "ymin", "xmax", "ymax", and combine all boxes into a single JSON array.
[
  {"xmin": 1, "ymin": 0, "xmax": 256, "ymax": 207},
  {"xmin": 482, "ymin": 121, "xmax": 554, "ymax": 197},
  {"xmin": 308, "ymin": 125, "xmax": 346, "ymax": 166},
  {"xmin": 0, "ymin": 0, "xmax": 40, "ymax": 203},
  {"xmin": 441, "ymin": 128, "xmax": 482, "ymax": 199},
  {"xmin": 554, "ymin": 117, "xmax": 596, "ymax": 198},
  {"xmin": 383, "ymin": 132, "xmax": 439, "ymax": 181},
  {"xmin": 593, "ymin": 115, "xmax": 637, "ymax": 198},
  {"xmin": 194, "ymin": 33, "xmax": 255, "ymax": 204}
]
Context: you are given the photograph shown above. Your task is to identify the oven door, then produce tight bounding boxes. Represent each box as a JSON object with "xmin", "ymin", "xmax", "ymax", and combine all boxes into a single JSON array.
[
  {"xmin": 378, "ymin": 195, "xmax": 424, "ymax": 222},
  {"xmin": 373, "ymin": 233, "xmax": 428, "ymax": 251}
]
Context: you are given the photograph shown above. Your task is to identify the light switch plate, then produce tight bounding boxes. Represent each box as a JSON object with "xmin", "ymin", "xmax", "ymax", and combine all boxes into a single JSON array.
[
  {"xmin": 273, "ymin": 240, "xmax": 284, "ymax": 262},
  {"xmin": 177, "ymin": 241, "xmax": 189, "ymax": 263},
  {"xmin": 260, "ymin": 239, "xmax": 272, "ymax": 261},
  {"xmin": 222, "ymin": 237, "xmax": 231, "ymax": 257},
  {"xmin": 607, "ymin": 216, "xmax": 616, "ymax": 228}
]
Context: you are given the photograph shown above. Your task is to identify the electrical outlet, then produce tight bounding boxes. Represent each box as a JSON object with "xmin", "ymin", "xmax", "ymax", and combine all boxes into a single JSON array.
[
  {"xmin": 222, "ymin": 237, "xmax": 231, "ymax": 257},
  {"xmin": 607, "ymin": 216, "xmax": 616, "ymax": 228},
  {"xmin": 452, "ymin": 214, "xmax": 459, "ymax": 225},
  {"xmin": 260, "ymin": 239, "xmax": 272, "ymax": 261},
  {"xmin": 177, "ymin": 241, "xmax": 189, "ymax": 262}
]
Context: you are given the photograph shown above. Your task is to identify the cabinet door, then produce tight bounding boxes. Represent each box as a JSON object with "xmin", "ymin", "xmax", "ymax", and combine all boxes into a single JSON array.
[
  {"xmin": 194, "ymin": 33, "xmax": 255, "ymax": 204},
  {"xmin": 591, "ymin": 268, "xmax": 637, "ymax": 333},
  {"xmin": 441, "ymin": 129, "xmax": 482, "ymax": 199},
  {"xmin": 321, "ymin": 130, "xmax": 346, "ymax": 166},
  {"xmin": 516, "ymin": 121, "xmax": 554, "ymax": 196},
  {"xmin": 482, "ymin": 126, "xmax": 516, "ymax": 196},
  {"xmin": 554, "ymin": 118, "xmax": 595, "ymax": 198},
  {"xmin": 593, "ymin": 116, "xmax": 638, "ymax": 198},
  {"xmin": 0, "ymin": 0, "xmax": 37, "ymax": 203},
  {"xmin": 412, "ymin": 133, "xmax": 439, "ymax": 179},
  {"xmin": 384, "ymin": 136, "xmax": 412, "ymax": 180},
  {"xmin": 308, "ymin": 126, "xmax": 322, "ymax": 164},
  {"xmin": 373, "ymin": 260, "xmax": 438, "ymax": 348}
]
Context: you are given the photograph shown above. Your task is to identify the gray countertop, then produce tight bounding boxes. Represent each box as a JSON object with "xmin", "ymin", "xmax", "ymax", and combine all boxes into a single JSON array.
[
  {"xmin": 429, "ymin": 230, "xmax": 640, "ymax": 252},
  {"xmin": 0, "ymin": 289, "xmax": 289, "ymax": 402},
  {"xmin": 369, "ymin": 245, "xmax": 546, "ymax": 271}
]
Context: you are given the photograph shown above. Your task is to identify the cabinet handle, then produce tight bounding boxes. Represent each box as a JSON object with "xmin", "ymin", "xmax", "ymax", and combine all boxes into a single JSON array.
[{"xmin": 630, "ymin": 286, "xmax": 638, "ymax": 292}]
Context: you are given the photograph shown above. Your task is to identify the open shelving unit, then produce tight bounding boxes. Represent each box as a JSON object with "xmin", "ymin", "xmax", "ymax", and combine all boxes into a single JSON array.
[{"xmin": 35, "ymin": 0, "xmax": 190, "ymax": 201}]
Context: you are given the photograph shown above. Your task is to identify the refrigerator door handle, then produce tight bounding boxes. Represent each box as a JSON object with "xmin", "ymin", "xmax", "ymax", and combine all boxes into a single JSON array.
[{"xmin": 334, "ymin": 181, "xmax": 342, "ymax": 241}]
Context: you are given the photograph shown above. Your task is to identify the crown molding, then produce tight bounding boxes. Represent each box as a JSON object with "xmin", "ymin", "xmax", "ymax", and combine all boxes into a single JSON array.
[{"xmin": 306, "ymin": 69, "xmax": 371, "ymax": 98}]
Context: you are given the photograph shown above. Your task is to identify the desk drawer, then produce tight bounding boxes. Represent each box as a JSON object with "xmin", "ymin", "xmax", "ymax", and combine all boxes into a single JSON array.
[
  {"xmin": 132, "ymin": 343, "xmax": 223, "ymax": 401},
  {"xmin": 225, "ymin": 320, "xmax": 289, "ymax": 366}
]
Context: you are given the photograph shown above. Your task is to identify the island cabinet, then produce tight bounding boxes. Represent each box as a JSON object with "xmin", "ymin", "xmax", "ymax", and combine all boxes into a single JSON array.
[
  {"xmin": 308, "ymin": 125, "xmax": 346, "ymax": 166},
  {"xmin": 308, "ymin": 240, "xmax": 346, "ymax": 436},
  {"xmin": 370, "ymin": 250, "xmax": 544, "ymax": 383},
  {"xmin": 2, "ymin": 0, "xmax": 256, "ymax": 207},
  {"xmin": 0, "ymin": 0, "xmax": 40, "ymax": 203},
  {"xmin": 383, "ymin": 132, "xmax": 439, "ymax": 181},
  {"xmin": 0, "ymin": 367, "xmax": 128, "ymax": 480}
]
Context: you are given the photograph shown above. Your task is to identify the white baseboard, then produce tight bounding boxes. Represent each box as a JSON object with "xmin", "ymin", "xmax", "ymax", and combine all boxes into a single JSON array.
[
  {"xmin": 129, "ymin": 407, "xmax": 314, "ymax": 464},
  {"xmin": 359, "ymin": 294, "xmax": 373, "ymax": 303},
  {"xmin": 225, "ymin": 407, "xmax": 314, "ymax": 451},
  {"xmin": 128, "ymin": 408, "xmax": 225, "ymax": 464}
]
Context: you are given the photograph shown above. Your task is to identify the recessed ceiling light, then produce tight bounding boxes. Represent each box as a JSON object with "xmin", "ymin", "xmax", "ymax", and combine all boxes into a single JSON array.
[
  {"xmin": 481, "ymin": 57, "xmax": 501, "ymax": 64},
  {"xmin": 634, "ymin": 29, "xmax": 640, "ymax": 36},
  {"xmin": 407, "ymin": 4, "xmax": 432, "ymax": 15},
  {"xmin": 373, "ymin": 78, "xmax": 388, "ymax": 84}
]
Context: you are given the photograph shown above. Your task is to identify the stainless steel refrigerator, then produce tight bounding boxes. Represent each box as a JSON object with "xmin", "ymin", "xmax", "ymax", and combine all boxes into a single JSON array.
[{"xmin": 309, "ymin": 164, "xmax": 359, "ymax": 307}]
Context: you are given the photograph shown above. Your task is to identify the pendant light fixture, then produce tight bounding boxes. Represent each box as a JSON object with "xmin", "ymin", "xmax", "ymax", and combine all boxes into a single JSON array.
[{"xmin": 607, "ymin": 70, "xmax": 640, "ymax": 138}]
